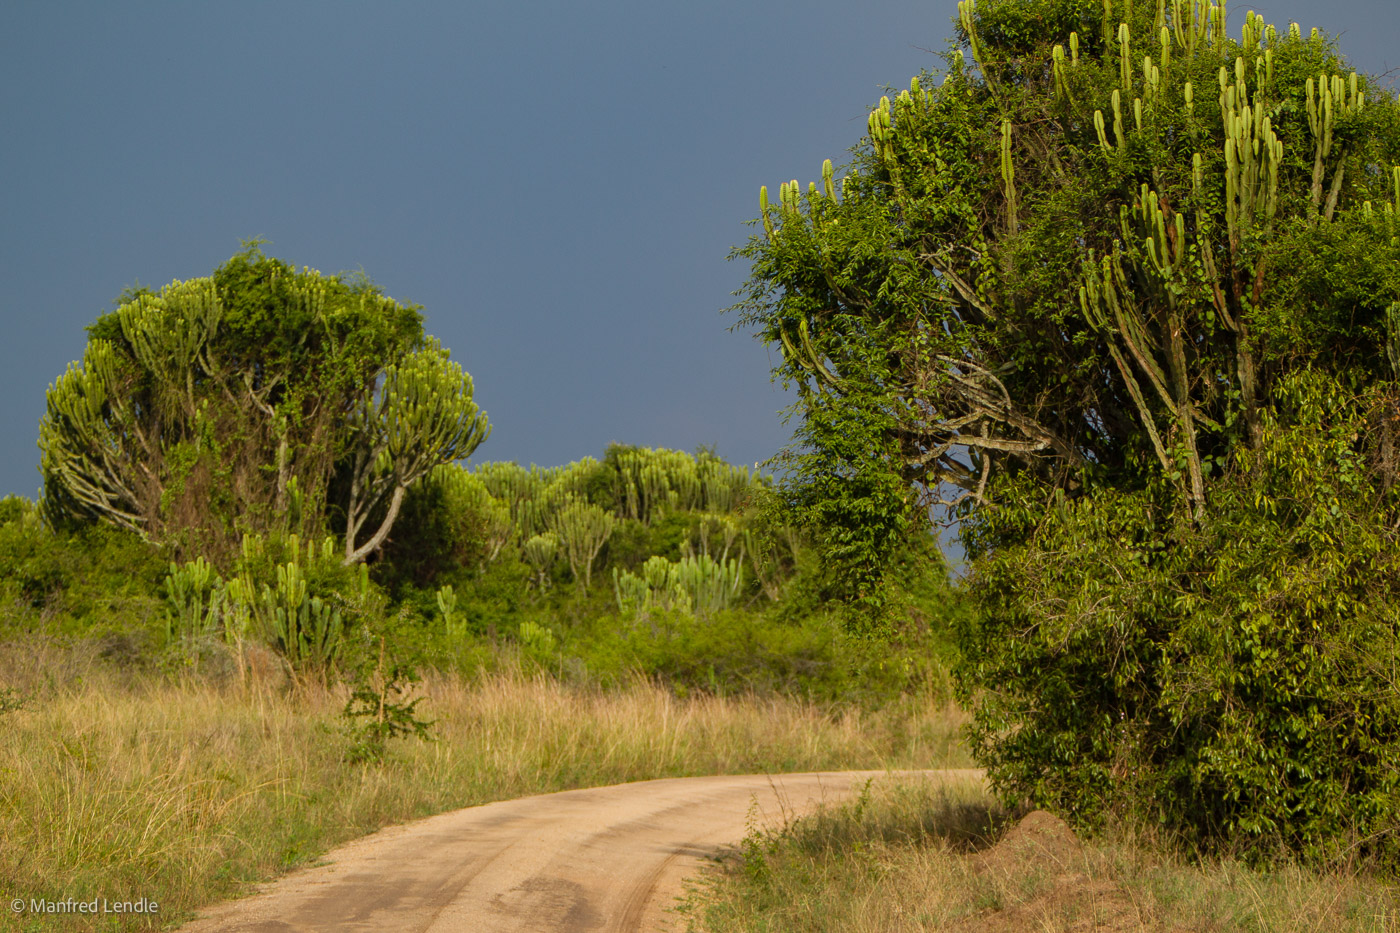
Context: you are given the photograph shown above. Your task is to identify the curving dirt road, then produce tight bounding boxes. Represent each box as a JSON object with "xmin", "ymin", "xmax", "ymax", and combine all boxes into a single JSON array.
[{"xmin": 178, "ymin": 769, "xmax": 983, "ymax": 933}]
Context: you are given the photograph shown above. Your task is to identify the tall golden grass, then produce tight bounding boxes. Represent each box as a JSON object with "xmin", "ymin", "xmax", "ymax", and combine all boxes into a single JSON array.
[{"xmin": 0, "ymin": 639, "xmax": 968, "ymax": 932}]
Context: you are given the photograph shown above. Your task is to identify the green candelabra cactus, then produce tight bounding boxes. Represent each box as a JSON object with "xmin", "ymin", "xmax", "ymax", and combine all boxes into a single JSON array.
[
  {"xmin": 1220, "ymin": 57, "xmax": 1284, "ymax": 244},
  {"xmin": 163, "ymin": 556, "xmax": 227, "ymax": 651},
  {"xmin": 117, "ymin": 278, "xmax": 221, "ymax": 419},
  {"xmin": 1305, "ymin": 69, "xmax": 1365, "ymax": 222},
  {"xmin": 613, "ymin": 553, "xmax": 743, "ymax": 618},
  {"xmin": 677, "ymin": 554, "xmax": 744, "ymax": 616},
  {"xmin": 163, "ymin": 531, "xmax": 371, "ymax": 674},
  {"xmin": 611, "ymin": 446, "xmax": 714, "ymax": 524},
  {"xmin": 613, "ymin": 555, "xmax": 689, "ymax": 616},
  {"xmin": 231, "ymin": 532, "xmax": 370, "ymax": 674},
  {"xmin": 1068, "ymin": 0, "xmax": 1376, "ymax": 519},
  {"xmin": 1052, "ymin": 43, "xmax": 1069, "ymax": 102},
  {"xmin": 759, "ymin": 150, "xmax": 848, "ymax": 243},
  {"xmin": 1118, "ymin": 21, "xmax": 1132, "ymax": 93},
  {"xmin": 430, "ymin": 464, "xmax": 511, "ymax": 564},
  {"xmin": 473, "ymin": 459, "xmax": 604, "ymax": 544},
  {"xmin": 613, "ymin": 566, "xmax": 649, "ymax": 615},
  {"xmin": 40, "ymin": 250, "xmax": 458, "ymax": 560},
  {"xmin": 523, "ymin": 532, "xmax": 560, "ymax": 589},
  {"xmin": 698, "ymin": 458, "xmax": 754, "ymax": 514},
  {"xmin": 437, "ymin": 584, "xmax": 467, "ymax": 643},
  {"xmin": 39, "ymin": 339, "xmax": 147, "ymax": 534},
  {"xmin": 475, "ymin": 461, "xmax": 542, "ymax": 524},
  {"xmin": 547, "ymin": 497, "xmax": 614, "ymax": 592},
  {"xmin": 867, "ymin": 96, "xmax": 895, "ymax": 166},
  {"xmin": 517, "ymin": 620, "xmax": 558, "ymax": 661}
]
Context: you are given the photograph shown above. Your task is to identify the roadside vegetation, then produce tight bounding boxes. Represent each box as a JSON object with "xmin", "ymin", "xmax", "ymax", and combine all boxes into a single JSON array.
[
  {"xmin": 0, "ymin": 441, "xmax": 960, "ymax": 932},
  {"xmin": 0, "ymin": 640, "xmax": 966, "ymax": 933},
  {"xmin": 683, "ymin": 775, "xmax": 1400, "ymax": 932},
  {"xmin": 681, "ymin": 0, "xmax": 1400, "ymax": 926}
]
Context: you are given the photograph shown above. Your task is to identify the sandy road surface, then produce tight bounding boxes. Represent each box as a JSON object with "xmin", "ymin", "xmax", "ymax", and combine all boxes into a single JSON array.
[{"xmin": 178, "ymin": 769, "xmax": 983, "ymax": 933}]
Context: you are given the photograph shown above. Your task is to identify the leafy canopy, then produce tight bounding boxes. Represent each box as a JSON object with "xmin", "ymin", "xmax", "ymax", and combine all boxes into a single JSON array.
[
  {"xmin": 735, "ymin": 0, "xmax": 1400, "ymax": 865},
  {"xmin": 40, "ymin": 245, "xmax": 489, "ymax": 564}
]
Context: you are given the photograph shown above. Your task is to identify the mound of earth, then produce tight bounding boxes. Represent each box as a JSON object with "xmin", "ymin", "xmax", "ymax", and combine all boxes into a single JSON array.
[{"xmin": 951, "ymin": 810, "xmax": 1164, "ymax": 932}]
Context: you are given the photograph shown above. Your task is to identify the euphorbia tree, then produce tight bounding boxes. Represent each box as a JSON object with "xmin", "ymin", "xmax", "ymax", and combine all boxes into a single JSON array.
[
  {"xmin": 736, "ymin": 0, "xmax": 1400, "ymax": 864},
  {"xmin": 39, "ymin": 246, "xmax": 489, "ymax": 565},
  {"xmin": 742, "ymin": 0, "xmax": 1399, "ymax": 526}
]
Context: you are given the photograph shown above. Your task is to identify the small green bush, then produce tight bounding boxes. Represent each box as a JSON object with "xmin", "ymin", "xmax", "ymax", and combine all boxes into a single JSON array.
[
  {"xmin": 0, "ymin": 516, "xmax": 165, "ymax": 638},
  {"xmin": 341, "ymin": 637, "xmax": 434, "ymax": 764}
]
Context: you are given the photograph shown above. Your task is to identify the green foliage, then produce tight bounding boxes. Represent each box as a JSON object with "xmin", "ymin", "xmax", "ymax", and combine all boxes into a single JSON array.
[
  {"xmin": 0, "ymin": 496, "xmax": 31, "ymax": 526},
  {"xmin": 613, "ymin": 554, "xmax": 745, "ymax": 617},
  {"xmin": 341, "ymin": 637, "xmax": 433, "ymax": 764},
  {"xmin": 353, "ymin": 444, "xmax": 954, "ymax": 703},
  {"xmin": 4, "ymin": 432, "xmax": 957, "ymax": 720},
  {"xmin": 740, "ymin": 485, "xmax": 805, "ymax": 603},
  {"xmin": 443, "ymin": 549, "xmax": 532, "ymax": 638},
  {"xmin": 738, "ymin": 0, "xmax": 1400, "ymax": 864},
  {"xmin": 547, "ymin": 497, "xmax": 616, "ymax": 592},
  {"xmin": 607, "ymin": 511, "xmax": 703, "ymax": 570},
  {"xmin": 735, "ymin": 0, "xmax": 1399, "ymax": 574},
  {"xmin": 390, "ymin": 447, "xmax": 767, "ymax": 599},
  {"xmin": 380, "ymin": 464, "xmax": 511, "ymax": 588},
  {"xmin": 565, "ymin": 606, "xmax": 947, "ymax": 705},
  {"xmin": 0, "ymin": 686, "xmax": 28, "ymax": 716},
  {"xmin": 770, "ymin": 388, "xmax": 919, "ymax": 627},
  {"xmin": 0, "ymin": 513, "xmax": 165, "ymax": 639},
  {"xmin": 959, "ymin": 371, "xmax": 1400, "ymax": 865},
  {"xmin": 955, "ymin": 0, "xmax": 1104, "ymax": 57},
  {"xmin": 39, "ymin": 245, "xmax": 486, "ymax": 567}
]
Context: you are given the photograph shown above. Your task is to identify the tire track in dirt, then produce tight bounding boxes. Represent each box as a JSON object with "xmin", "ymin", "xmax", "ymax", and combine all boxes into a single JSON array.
[{"xmin": 178, "ymin": 769, "xmax": 984, "ymax": 932}]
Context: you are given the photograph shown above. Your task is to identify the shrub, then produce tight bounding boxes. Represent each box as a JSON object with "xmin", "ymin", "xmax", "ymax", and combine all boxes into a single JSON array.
[{"xmin": 959, "ymin": 372, "xmax": 1400, "ymax": 866}]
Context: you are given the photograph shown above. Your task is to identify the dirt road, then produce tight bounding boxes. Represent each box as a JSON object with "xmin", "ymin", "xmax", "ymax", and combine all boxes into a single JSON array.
[{"xmin": 178, "ymin": 769, "xmax": 982, "ymax": 932}]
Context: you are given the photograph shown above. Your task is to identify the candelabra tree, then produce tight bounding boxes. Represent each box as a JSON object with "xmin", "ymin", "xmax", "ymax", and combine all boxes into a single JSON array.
[
  {"xmin": 38, "ymin": 245, "xmax": 488, "ymax": 566},
  {"xmin": 547, "ymin": 497, "xmax": 615, "ymax": 592},
  {"xmin": 735, "ymin": 0, "xmax": 1400, "ymax": 865}
]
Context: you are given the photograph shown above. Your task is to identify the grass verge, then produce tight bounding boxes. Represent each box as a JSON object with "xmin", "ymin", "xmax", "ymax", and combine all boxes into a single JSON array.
[
  {"xmin": 681, "ymin": 777, "xmax": 1400, "ymax": 932},
  {"xmin": 0, "ymin": 639, "xmax": 967, "ymax": 933}
]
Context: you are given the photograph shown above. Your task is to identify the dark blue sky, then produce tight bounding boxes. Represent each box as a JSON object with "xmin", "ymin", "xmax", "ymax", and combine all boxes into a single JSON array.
[{"xmin": 2, "ymin": 1, "xmax": 1395, "ymax": 500}]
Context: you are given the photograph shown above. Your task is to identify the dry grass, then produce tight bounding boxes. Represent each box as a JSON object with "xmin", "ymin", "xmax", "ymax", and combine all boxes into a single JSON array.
[
  {"xmin": 680, "ymin": 774, "xmax": 1005, "ymax": 932},
  {"xmin": 0, "ymin": 639, "xmax": 967, "ymax": 932},
  {"xmin": 683, "ymin": 777, "xmax": 1400, "ymax": 933}
]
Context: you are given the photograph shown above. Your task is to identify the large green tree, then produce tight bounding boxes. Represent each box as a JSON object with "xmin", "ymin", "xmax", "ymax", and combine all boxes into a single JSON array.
[
  {"xmin": 39, "ymin": 246, "xmax": 490, "ymax": 564},
  {"xmin": 737, "ymin": 0, "xmax": 1400, "ymax": 863}
]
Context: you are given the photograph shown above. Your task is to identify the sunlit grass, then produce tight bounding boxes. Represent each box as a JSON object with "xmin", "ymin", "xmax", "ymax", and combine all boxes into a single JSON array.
[
  {"xmin": 0, "ymin": 640, "xmax": 968, "ymax": 933},
  {"xmin": 683, "ymin": 777, "xmax": 1400, "ymax": 932}
]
